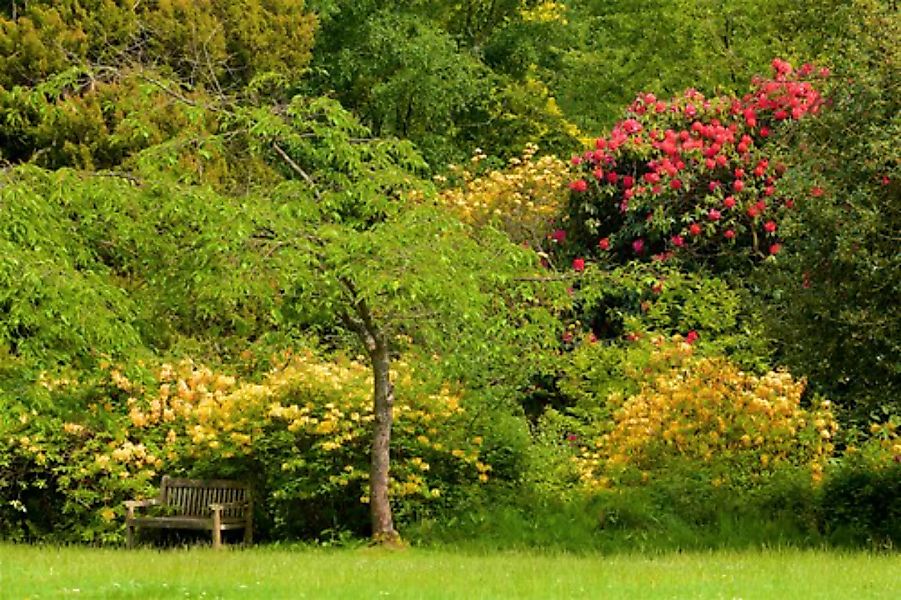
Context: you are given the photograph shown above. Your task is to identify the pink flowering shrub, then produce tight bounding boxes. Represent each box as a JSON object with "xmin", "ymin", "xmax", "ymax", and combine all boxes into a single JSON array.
[{"xmin": 564, "ymin": 59, "xmax": 828, "ymax": 265}]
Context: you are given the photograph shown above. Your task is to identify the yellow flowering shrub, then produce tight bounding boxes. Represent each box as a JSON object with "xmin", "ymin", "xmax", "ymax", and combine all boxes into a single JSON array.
[
  {"xmin": 844, "ymin": 418, "xmax": 901, "ymax": 468},
  {"xmin": 438, "ymin": 144, "xmax": 570, "ymax": 244},
  {"xmin": 0, "ymin": 351, "xmax": 490, "ymax": 541},
  {"xmin": 572, "ymin": 341, "xmax": 837, "ymax": 489},
  {"xmin": 519, "ymin": 1, "xmax": 569, "ymax": 25}
]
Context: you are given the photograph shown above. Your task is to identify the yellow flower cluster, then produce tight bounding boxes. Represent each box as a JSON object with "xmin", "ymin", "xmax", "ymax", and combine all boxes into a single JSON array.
[
  {"xmin": 438, "ymin": 144, "xmax": 570, "ymax": 244},
  {"xmin": 574, "ymin": 343, "xmax": 837, "ymax": 488},
  {"xmin": 519, "ymin": 0, "xmax": 569, "ymax": 24},
  {"xmin": 846, "ymin": 419, "xmax": 901, "ymax": 467},
  {"xmin": 98, "ymin": 351, "xmax": 490, "ymax": 502}
]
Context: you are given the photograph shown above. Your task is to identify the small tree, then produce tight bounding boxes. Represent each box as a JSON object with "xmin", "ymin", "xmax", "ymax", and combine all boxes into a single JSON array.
[{"xmin": 235, "ymin": 98, "xmax": 564, "ymax": 542}]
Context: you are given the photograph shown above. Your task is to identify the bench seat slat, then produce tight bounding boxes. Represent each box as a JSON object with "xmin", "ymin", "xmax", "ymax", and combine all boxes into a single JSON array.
[{"xmin": 130, "ymin": 516, "xmax": 247, "ymax": 530}]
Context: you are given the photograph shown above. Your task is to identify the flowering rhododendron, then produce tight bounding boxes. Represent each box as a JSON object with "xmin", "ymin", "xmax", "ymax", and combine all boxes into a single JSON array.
[
  {"xmin": 569, "ymin": 179, "xmax": 588, "ymax": 193},
  {"xmin": 563, "ymin": 59, "xmax": 827, "ymax": 263},
  {"xmin": 573, "ymin": 342, "xmax": 837, "ymax": 489}
]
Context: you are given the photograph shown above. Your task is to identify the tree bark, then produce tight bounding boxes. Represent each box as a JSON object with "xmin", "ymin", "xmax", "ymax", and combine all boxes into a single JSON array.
[
  {"xmin": 368, "ymin": 336, "xmax": 399, "ymax": 544},
  {"xmin": 337, "ymin": 278, "xmax": 401, "ymax": 545}
]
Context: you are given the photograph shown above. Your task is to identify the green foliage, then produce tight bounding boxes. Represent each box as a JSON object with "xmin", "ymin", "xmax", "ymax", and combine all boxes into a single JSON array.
[
  {"xmin": 1, "ymin": 0, "xmax": 897, "ymax": 551},
  {"xmin": 305, "ymin": 1, "xmax": 581, "ymax": 166},
  {"xmin": 755, "ymin": 0, "xmax": 900, "ymax": 422},
  {"xmin": 553, "ymin": 0, "xmax": 851, "ymax": 132},
  {"xmin": 570, "ymin": 262, "xmax": 770, "ymax": 367},
  {"xmin": 0, "ymin": 1, "xmax": 316, "ymax": 89},
  {"xmin": 818, "ymin": 463, "xmax": 901, "ymax": 548}
]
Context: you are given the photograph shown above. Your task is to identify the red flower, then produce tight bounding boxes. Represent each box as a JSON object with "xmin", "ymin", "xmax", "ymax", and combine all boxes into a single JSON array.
[
  {"xmin": 598, "ymin": 237, "xmax": 611, "ymax": 251},
  {"xmin": 670, "ymin": 178, "xmax": 683, "ymax": 190},
  {"xmin": 747, "ymin": 205, "xmax": 759, "ymax": 218},
  {"xmin": 708, "ymin": 209, "xmax": 722, "ymax": 221},
  {"xmin": 733, "ymin": 179, "xmax": 745, "ymax": 192},
  {"xmin": 572, "ymin": 258, "xmax": 585, "ymax": 272},
  {"xmin": 623, "ymin": 175, "xmax": 635, "ymax": 188},
  {"xmin": 764, "ymin": 220, "xmax": 777, "ymax": 233},
  {"xmin": 810, "ymin": 186, "xmax": 824, "ymax": 197},
  {"xmin": 724, "ymin": 229, "xmax": 736, "ymax": 239},
  {"xmin": 606, "ymin": 172, "xmax": 619, "ymax": 185},
  {"xmin": 551, "ymin": 229, "xmax": 566, "ymax": 243},
  {"xmin": 671, "ymin": 235, "xmax": 685, "ymax": 247},
  {"xmin": 769, "ymin": 243, "xmax": 782, "ymax": 255},
  {"xmin": 881, "ymin": 176, "xmax": 890, "ymax": 186},
  {"xmin": 632, "ymin": 238, "xmax": 645, "ymax": 254},
  {"xmin": 570, "ymin": 179, "xmax": 588, "ymax": 193},
  {"xmin": 689, "ymin": 223, "xmax": 702, "ymax": 236},
  {"xmin": 723, "ymin": 196, "xmax": 736, "ymax": 209},
  {"xmin": 685, "ymin": 330, "xmax": 699, "ymax": 344}
]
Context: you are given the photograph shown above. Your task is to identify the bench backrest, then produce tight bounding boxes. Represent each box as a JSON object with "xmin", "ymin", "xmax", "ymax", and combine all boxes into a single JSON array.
[{"xmin": 160, "ymin": 476, "xmax": 250, "ymax": 518}]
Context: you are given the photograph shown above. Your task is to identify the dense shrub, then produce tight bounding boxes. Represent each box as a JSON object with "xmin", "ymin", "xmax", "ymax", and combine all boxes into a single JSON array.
[
  {"xmin": 546, "ymin": 340, "xmax": 836, "ymax": 490},
  {"xmin": 818, "ymin": 462, "xmax": 901, "ymax": 548},
  {"xmin": 437, "ymin": 144, "xmax": 570, "ymax": 246},
  {"xmin": 0, "ymin": 352, "xmax": 497, "ymax": 542},
  {"xmin": 561, "ymin": 59, "xmax": 827, "ymax": 268}
]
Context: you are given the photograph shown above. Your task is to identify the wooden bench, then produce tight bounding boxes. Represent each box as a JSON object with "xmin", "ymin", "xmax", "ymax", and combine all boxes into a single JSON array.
[{"xmin": 125, "ymin": 476, "xmax": 252, "ymax": 549}]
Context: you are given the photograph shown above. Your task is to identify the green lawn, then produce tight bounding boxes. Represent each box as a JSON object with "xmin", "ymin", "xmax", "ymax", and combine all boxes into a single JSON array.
[{"xmin": 0, "ymin": 544, "xmax": 898, "ymax": 599}]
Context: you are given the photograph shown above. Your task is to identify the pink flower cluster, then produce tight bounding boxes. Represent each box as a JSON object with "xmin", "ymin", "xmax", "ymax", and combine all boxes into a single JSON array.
[{"xmin": 564, "ymin": 59, "xmax": 827, "ymax": 267}]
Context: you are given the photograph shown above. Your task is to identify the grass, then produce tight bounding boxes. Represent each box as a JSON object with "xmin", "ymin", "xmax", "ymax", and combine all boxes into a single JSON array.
[{"xmin": 1, "ymin": 544, "xmax": 898, "ymax": 599}]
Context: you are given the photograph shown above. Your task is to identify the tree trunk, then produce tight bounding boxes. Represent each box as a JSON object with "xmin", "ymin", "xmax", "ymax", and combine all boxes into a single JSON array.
[
  {"xmin": 337, "ymin": 280, "xmax": 401, "ymax": 546},
  {"xmin": 369, "ymin": 338, "xmax": 400, "ymax": 544}
]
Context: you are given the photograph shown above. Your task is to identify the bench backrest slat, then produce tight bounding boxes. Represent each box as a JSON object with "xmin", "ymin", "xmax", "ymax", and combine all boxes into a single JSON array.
[{"xmin": 159, "ymin": 477, "xmax": 249, "ymax": 517}]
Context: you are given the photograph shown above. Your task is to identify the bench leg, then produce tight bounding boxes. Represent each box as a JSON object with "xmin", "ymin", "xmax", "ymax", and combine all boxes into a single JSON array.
[
  {"xmin": 126, "ymin": 524, "xmax": 134, "ymax": 549},
  {"xmin": 212, "ymin": 510, "xmax": 222, "ymax": 549},
  {"xmin": 244, "ymin": 522, "xmax": 253, "ymax": 546}
]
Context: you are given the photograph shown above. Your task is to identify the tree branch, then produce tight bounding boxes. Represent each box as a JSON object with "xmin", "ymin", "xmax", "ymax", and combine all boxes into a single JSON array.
[{"xmin": 272, "ymin": 142, "xmax": 321, "ymax": 200}]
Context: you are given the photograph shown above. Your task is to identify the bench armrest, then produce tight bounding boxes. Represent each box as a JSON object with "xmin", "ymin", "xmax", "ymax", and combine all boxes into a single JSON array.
[
  {"xmin": 209, "ymin": 501, "xmax": 248, "ymax": 512},
  {"xmin": 124, "ymin": 498, "xmax": 159, "ymax": 518},
  {"xmin": 125, "ymin": 499, "xmax": 159, "ymax": 509}
]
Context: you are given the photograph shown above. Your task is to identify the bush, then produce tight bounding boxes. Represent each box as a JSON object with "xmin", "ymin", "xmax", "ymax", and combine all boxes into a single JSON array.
[
  {"xmin": 556, "ymin": 339, "xmax": 836, "ymax": 490},
  {"xmin": 819, "ymin": 463, "xmax": 901, "ymax": 548},
  {"xmin": 560, "ymin": 59, "xmax": 828, "ymax": 268},
  {"xmin": 0, "ymin": 351, "xmax": 498, "ymax": 542},
  {"xmin": 819, "ymin": 421, "xmax": 901, "ymax": 547},
  {"xmin": 437, "ymin": 143, "xmax": 570, "ymax": 246}
]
